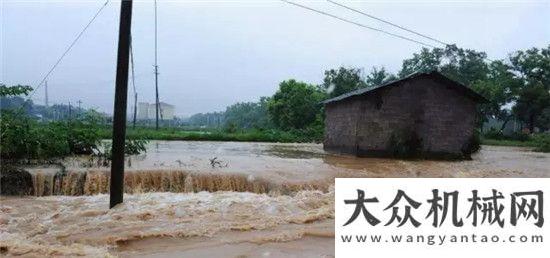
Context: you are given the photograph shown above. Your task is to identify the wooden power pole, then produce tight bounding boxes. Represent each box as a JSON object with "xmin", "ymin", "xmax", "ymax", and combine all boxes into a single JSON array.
[{"xmin": 110, "ymin": 0, "xmax": 133, "ymax": 209}]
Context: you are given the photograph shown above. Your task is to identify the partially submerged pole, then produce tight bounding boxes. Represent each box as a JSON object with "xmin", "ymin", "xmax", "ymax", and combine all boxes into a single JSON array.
[{"xmin": 110, "ymin": 0, "xmax": 133, "ymax": 209}]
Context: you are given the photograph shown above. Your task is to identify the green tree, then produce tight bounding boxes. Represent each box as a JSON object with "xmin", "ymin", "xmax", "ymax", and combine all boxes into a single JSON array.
[
  {"xmin": 323, "ymin": 67, "xmax": 367, "ymax": 98},
  {"xmin": 399, "ymin": 47, "xmax": 444, "ymax": 76},
  {"xmin": 365, "ymin": 66, "xmax": 397, "ymax": 87},
  {"xmin": 399, "ymin": 44, "xmax": 489, "ymax": 86},
  {"xmin": 224, "ymin": 97, "xmax": 271, "ymax": 129},
  {"xmin": 268, "ymin": 79, "xmax": 326, "ymax": 130},
  {"xmin": 470, "ymin": 60, "xmax": 521, "ymax": 128},
  {"xmin": 0, "ymin": 84, "xmax": 33, "ymax": 97},
  {"xmin": 509, "ymin": 46, "xmax": 550, "ymax": 132},
  {"xmin": 513, "ymin": 84, "xmax": 550, "ymax": 132}
]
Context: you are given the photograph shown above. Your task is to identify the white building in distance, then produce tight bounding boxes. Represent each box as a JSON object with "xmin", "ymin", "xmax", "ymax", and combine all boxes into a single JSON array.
[{"xmin": 137, "ymin": 102, "xmax": 175, "ymax": 120}]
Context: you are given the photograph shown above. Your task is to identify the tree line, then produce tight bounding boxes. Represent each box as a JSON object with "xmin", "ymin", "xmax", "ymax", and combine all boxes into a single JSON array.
[
  {"xmin": 192, "ymin": 44, "xmax": 549, "ymax": 137},
  {"xmin": 2, "ymin": 44, "xmax": 549, "ymax": 150}
]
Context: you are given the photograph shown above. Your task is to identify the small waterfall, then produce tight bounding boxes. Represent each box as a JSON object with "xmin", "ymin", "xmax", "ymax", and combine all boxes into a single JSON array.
[{"xmin": 24, "ymin": 169, "xmax": 330, "ymax": 197}]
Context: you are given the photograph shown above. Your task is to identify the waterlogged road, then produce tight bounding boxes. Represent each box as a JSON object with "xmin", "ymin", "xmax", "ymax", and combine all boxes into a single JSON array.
[{"xmin": 1, "ymin": 141, "xmax": 549, "ymax": 257}]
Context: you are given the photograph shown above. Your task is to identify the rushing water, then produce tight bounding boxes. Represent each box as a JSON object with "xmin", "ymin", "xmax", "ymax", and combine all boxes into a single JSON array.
[
  {"xmin": 1, "ymin": 189, "xmax": 334, "ymax": 257},
  {"xmin": 1, "ymin": 141, "xmax": 549, "ymax": 257},
  {"xmin": 24, "ymin": 142, "xmax": 550, "ymax": 197}
]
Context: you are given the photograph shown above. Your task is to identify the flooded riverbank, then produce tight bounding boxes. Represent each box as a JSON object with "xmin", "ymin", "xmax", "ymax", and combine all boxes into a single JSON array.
[
  {"xmin": 19, "ymin": 142, "xmax": 550, "ymax": 198},
  {"xmin": 63, "ymin": 141, "xmax": 549, "ymax": 178},
  {"xmin": 1, "ymin": 141, "xmax": 549, "ymax": 257}
]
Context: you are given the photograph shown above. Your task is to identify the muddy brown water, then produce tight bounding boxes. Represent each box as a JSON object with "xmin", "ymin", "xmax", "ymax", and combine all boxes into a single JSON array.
[{"xmin": 1, "ymin": 141, "xmax": 549, "ymax": 257}]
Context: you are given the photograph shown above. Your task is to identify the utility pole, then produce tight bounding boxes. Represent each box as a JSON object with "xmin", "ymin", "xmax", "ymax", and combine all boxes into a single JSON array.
[
  {"xmin": 154, "ymin": 0, "xmax": 160, "ymax": 130},
  {"xmin": 133, "ymin": 93, "xmax": 138, "ymax": 128},
  {"xmin": 110, "ymin": 0, "xmax": 133, "ymax": 209},
  {"xmin": 76, "ymin": 100, "xmax": 82, "ymax": 118},
  {"xmin": 44, "ymin": 80, "xmax": 49, "ymax": 107}
]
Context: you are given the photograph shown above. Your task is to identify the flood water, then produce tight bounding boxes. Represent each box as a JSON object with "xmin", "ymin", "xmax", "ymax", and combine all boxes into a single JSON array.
[
  {"xmin": 63, "ymin": 141, "xmax": 550, "ymax": 179},
  {"xmin": 1, "ymin": 141, "xmax": 549, "ymax": 257}
]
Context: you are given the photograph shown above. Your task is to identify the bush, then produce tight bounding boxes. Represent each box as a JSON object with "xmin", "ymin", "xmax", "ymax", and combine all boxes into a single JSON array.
[
  {"xmin": 483, "ymin": 128, "xmax": 504, "ymax": 140},
  {"xmin": 508, "ymin": 132, "xmax": 530, "ymax": 142},
  {"xmin": 483, "ymin": 128, "xmax": 530, "ymax": 142},
  {"xmin": 67, "ymin": 112, "xmax": 103, "ymax": 154},
  {"xmin": 98, "ymin": 138, "xmax": 149, "ymax": 159},
  {"xmin": 224, "ymin": 122, "xmax": 237, "ymax": 133},
  {"xmin": 124, "ymin": 139, "xmax": 148, "ymax": 155},
  {"xmin": 0, "ymin": 110, "xmax": 103, "ymax": 160},
  {"xmin": 33, "ymin": 122, "xmax": 71, "ymax": 158},
  {"xmin": 1, "ymin": 110, "xmax": 38, "ymax": 159},
  {"xmin": 533, "ymin": 133, "xmax": 550, "ymax": 152}
]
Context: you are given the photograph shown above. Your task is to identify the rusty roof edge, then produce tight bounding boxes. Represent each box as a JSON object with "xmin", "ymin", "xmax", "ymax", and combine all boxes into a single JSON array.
[{"xmin": 322, "ymin": 71, "xmax": 488, "ymax": 104}]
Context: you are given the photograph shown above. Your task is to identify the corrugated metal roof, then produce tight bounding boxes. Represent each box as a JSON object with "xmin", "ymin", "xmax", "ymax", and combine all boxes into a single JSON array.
[{"xmin": 322, "ymin": 71, "xmax": 487, "ymax": 104}]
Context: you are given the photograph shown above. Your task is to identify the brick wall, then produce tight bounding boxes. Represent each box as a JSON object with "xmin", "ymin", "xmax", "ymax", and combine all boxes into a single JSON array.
[{"xmin": 324, "ymin": 76, "xmax": 478, "ymax": 157}]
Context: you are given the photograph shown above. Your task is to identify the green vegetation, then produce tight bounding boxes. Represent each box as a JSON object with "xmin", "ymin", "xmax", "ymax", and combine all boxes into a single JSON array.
[
  {"xmin": 1, "ymin": 108, "xmax": 104, "ymax": 160},
  {"xmin": 97, "ymin": 126, "xmax": 322, "ymax": 143},
  {"xmin": 532, "ymin": 134, "xmax": 550, "ymax": 152},
  {"xmin": 267, "ymin": 79, "xmax": 326, "ymax": 130},
  {"xmin": 194, "ymin": 45, "xmax": 548, "ymax": 155},
  {"xmin": 224, "ymin": 97, "xmax": 272, "ymax": 130},
  {"xmin": 0, "ymin": 85, "xmax": 148, "ymax": 161},
  {"xmin": 481, "ymin": 132, "xmax": 550, "ymax": 152},
  {"xmin": 98, "ymin": 138, "xmax": 149, "ymax": 161},
  {"xmin": 2, "ymin": 44, "xmax": 548, "ymax": 160},
  {"xmin": 397, "ymin": 45, "xmax": 549, "ymax": 133},
  {"xmin": 323, "ymin": 67, "xmax": 368, "ymax": 98},
  {"xmin": 0, "ymin": 84, "xmax": 33, "ymax": 96},
  {"xmin": 481, "ymin": 138, "xmax": 539, "ymax": 148}
]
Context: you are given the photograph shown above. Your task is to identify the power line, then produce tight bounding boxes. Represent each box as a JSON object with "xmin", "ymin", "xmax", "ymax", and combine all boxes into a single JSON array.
[
  {"xmin": 27, "ymin": 0, "xmax": 110, "ymax": 101},
  {"xmin": 280, "ymin": 0, "xmax": 438, "ymax": 48},
  {"xmin": 327, "ymin": 0, "xmax": 450, "ymax": 46}
]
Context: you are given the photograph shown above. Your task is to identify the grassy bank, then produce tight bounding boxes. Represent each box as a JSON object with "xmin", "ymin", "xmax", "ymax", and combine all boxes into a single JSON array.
[
  {"xmin": 97, "ymin": 127, "xmax": 323, "ymax": 143},
  {"xmin": 481, "ymin": 133, "xmax": 549, "ymax": 152},
  {"xmin": 481, "ymin": 138, "xmax": 539, "ymax": 147}
]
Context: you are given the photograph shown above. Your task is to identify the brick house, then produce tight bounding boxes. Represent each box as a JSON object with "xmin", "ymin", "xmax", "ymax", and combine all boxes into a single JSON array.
[{"xmin": 322, "ymin": 71, "xmax": 487, "ymax": 159}]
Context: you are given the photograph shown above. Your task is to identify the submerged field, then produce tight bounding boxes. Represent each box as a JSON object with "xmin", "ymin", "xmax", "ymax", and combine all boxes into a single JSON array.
[{"xmin": 1, "ymin": 141, "xmax": 549, "ymax": 257}]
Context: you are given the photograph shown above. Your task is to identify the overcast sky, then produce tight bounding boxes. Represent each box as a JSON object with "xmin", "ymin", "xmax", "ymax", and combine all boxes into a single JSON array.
[{"xmin": 2, "ymin": 0, "xmax": 549, "ymax": 117}]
